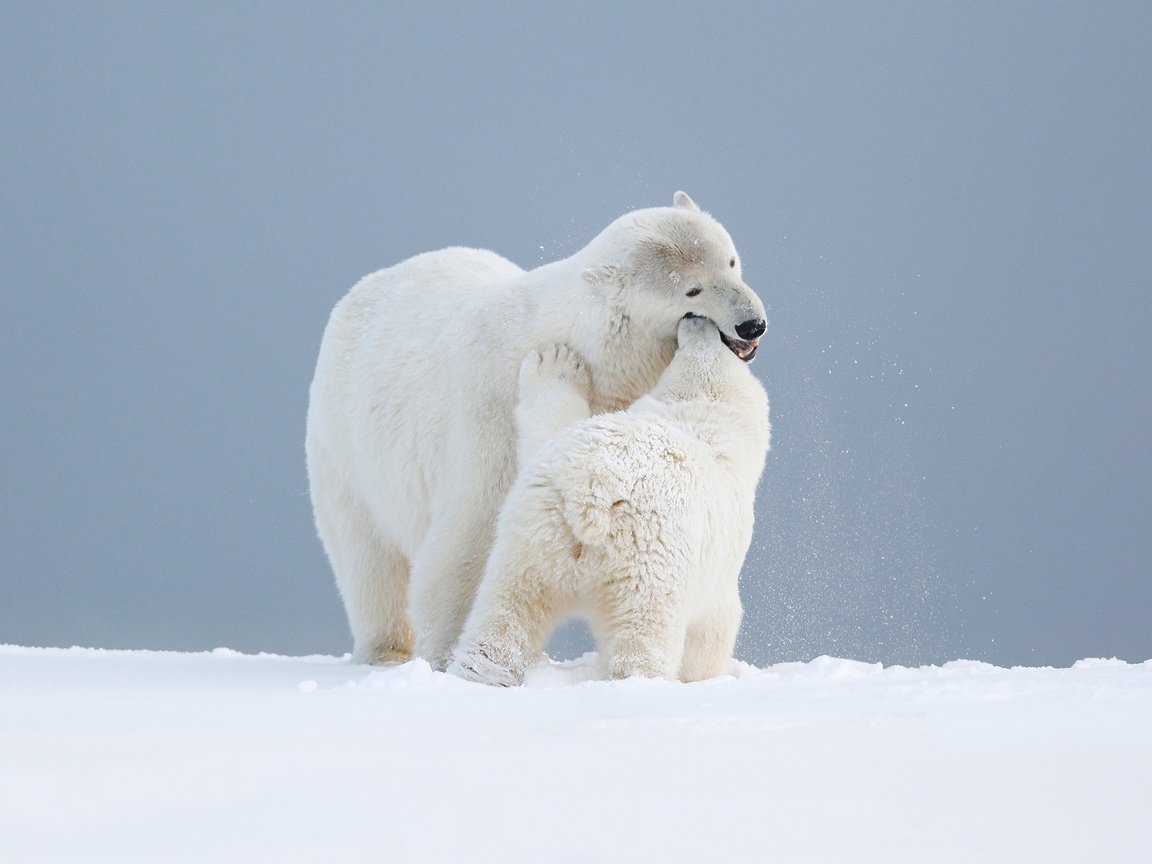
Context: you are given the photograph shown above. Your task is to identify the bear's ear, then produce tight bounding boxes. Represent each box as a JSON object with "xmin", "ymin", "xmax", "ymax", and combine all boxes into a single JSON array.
[{"xmin": 673, "ymin": 191, "xmax": 700, "ymax": 212}]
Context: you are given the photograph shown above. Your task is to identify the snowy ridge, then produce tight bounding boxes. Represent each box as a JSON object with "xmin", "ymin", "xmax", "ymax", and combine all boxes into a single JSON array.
[{"xmin": 3, "ymin": 646, "xmax": 1150, "ymax": 863}]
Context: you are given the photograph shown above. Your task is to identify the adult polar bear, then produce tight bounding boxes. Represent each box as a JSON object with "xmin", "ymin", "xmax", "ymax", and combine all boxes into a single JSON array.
[{"xmin": 306, "ymin": 193, "xmax": 766, "ymax": 668}]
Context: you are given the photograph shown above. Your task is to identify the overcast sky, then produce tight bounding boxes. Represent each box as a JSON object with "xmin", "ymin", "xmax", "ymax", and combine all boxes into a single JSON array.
[{"xmin": 2, "ymin": 1, "xmax": 1149, "ymax": 667}]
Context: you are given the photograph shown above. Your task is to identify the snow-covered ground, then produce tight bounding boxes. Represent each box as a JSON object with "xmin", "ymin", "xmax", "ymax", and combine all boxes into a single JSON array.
[{"xmin": 2, "ymin": 645, "xmax": 1149, "ymax": 863}]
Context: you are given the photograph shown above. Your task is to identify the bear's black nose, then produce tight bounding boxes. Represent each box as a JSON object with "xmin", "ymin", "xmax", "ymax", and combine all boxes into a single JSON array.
[{"xmin": 735, "ymin": 318, "xmax": 766, "ymax": 340}]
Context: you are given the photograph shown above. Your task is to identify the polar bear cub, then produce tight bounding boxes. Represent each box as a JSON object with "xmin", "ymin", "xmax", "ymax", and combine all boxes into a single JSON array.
[{"xmin": 449, "ymin": 315, "xmax": 770, "ymax": 686}]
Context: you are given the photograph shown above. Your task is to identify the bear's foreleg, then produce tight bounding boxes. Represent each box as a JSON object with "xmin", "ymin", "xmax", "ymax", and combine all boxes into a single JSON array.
[
  {"xmin": 514, "ymin": 344, "xmax": 592, "ymax": 469},
  {"xmin": 408, "ymin": 504, "xmax": 499, "ymax": 671},
  {"xmin": 449, "ymin": 488, "xmax": 579, "ymax": 686}
]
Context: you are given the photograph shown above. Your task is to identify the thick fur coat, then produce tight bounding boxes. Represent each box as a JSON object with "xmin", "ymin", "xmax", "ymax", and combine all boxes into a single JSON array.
[
  {"xmin": 306, "ymin": 193, "xmax": 766, "ymax": 667},
  {"xmin": 449, "ymin": 316, "xmax": 771, "ymax": 685}
]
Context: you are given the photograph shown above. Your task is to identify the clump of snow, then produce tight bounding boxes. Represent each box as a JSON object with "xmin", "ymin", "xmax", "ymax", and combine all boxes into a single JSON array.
[{"xmin": 2, "ymin": 644, "xmax": 1150, "ymax": 863}]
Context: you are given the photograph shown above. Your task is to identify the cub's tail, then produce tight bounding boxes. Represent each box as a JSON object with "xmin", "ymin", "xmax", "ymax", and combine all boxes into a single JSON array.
[{"xmin": 562, "ymin": 475, "xmax": 625, "ymax": 547}]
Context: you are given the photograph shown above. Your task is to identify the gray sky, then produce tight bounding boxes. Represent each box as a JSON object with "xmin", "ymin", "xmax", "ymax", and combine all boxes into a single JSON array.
[{"xmin": 2, "ymin": 2, "xmax": 1149, "ymax": 667}]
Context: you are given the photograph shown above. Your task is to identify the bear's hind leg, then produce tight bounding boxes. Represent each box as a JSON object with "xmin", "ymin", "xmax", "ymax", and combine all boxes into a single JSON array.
[
  {"xmin": 594, "ymin": 560, "xmax": 688, "ymax": 681},
  {"xmin": 311, "ymin": 467, "xmax": 415, "ymax": 665},
  {"xmin": 679, "ymin": 594, "xmax": 742, "ymax": 682},
  {"xmin": 344, "ymin": 544, "xmax": 416, "ymax": 665}
]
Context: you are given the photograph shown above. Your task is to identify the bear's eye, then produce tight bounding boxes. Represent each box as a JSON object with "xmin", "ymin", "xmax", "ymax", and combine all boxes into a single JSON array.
[
  {"xmin": 686, "ymin": 286, "xmax": 702, "ymax": 297},
  {"xmin": 729, "ymin": 258, "xmax": 736, "ymax": 268}
]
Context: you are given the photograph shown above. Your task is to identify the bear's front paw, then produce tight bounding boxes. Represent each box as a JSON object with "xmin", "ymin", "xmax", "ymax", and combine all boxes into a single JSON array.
[{"xmin": 519, "ymin": 343, "xmax": 593, "ymax": 406}]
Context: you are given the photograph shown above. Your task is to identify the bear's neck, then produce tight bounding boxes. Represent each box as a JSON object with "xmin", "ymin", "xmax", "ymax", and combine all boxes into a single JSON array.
[
  {"xmin": 581, "ymin": 305, "xmax": 677, "ymax": 413},
  {"xmin": 528, "ymin": 256, "xmax": 676, "ymax": 413},
  {"xmin": 646, "ymin": 395, "xmax": 770, "ymax": 493}
]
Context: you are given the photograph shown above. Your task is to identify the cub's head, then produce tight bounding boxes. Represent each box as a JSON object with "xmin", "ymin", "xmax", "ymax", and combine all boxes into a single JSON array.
[
  {"xmin": 584, "ymin": 192, "xmax": 767, "ymax": 362},
  {"xmin": 656, "ymin": 313, "xmax": 761, "ymax": 404}
]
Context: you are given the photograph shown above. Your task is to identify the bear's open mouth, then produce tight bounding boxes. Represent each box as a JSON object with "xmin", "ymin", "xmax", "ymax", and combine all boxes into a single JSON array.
[
  {"xmin": 720, "ymin": 331, "xmax": 758, "ymax": 362},
  {"xmin": 682, "ymin": 313, "xmax": 759, "ymax": 362}
]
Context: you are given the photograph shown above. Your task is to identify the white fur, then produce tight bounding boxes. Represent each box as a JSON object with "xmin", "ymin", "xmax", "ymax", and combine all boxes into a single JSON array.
[
  {"xmin": 306, "ymin": 194, "xmax": 766, "ymax": 668},
  {"xmin": 449, "ymin": 316, "xmax": 771, "ymax": 686}
]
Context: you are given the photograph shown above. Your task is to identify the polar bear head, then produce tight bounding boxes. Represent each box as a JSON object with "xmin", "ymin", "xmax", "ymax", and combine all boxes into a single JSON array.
[{"xmin": 582, "ymin": 192, "xmax": 767, "ymax": 362}]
